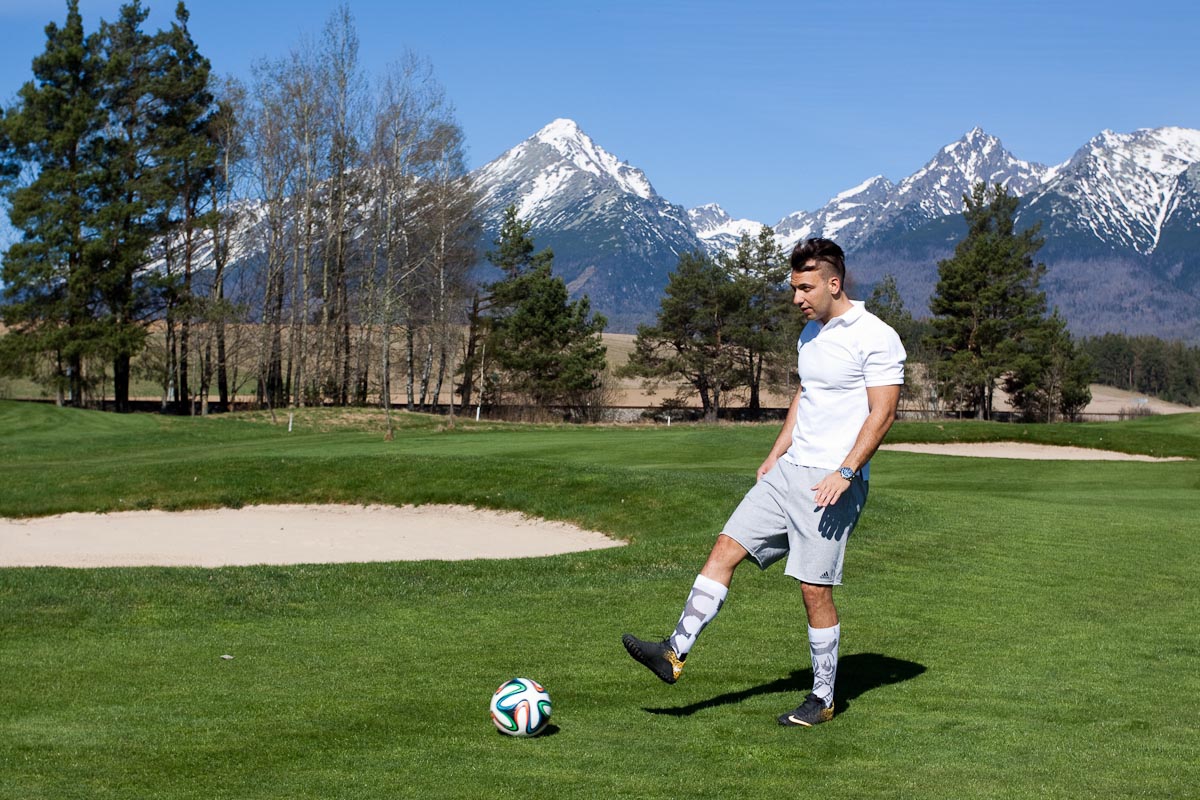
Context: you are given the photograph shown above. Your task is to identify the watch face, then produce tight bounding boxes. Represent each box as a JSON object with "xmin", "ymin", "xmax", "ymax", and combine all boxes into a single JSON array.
[{"xmin": 839, "ymin": 467, "xmax": 854, "ymax": 480}]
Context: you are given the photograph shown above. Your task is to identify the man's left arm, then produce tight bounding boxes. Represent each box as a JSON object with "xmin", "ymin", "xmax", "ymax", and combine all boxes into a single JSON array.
[{"xmin": 810, "ymin": 384, "xmax": 901, "ymax": 508}]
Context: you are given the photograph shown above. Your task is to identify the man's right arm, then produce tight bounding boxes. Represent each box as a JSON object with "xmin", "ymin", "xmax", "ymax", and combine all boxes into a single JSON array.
[{"xmin": 757, "ymin": 385, "xmax": 802, "ymax": 481}]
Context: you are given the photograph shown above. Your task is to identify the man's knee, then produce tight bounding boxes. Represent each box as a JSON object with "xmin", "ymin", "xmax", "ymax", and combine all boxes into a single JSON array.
[
  {"xmin": 711, "ymin": 533, "xmax": 749, "ymax": 564},
  {"xmin": 800, "ymin": 581, "xmax": 833, "ymax": 597},
  {"xmin": 800, "ymin": 581, "xmax": 834, "ymax": 608}
]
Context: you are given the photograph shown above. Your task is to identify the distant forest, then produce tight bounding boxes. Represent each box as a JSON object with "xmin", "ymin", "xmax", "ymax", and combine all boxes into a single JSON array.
[{"xmin": 1080, "ymin": 333, "xmax": 1200, "ymax": 407}]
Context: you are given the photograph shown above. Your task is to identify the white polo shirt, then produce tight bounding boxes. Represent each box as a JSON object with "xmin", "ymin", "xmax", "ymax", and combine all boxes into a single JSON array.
[{"xmin": 782, "ymin": 300, "xmax": 906, "ymax": 479}]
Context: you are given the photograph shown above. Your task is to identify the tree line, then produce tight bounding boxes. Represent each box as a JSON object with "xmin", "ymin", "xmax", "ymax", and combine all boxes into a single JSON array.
[
  {"xmin": 0, "ymin": 1, "xmax": 483, "ymax": 416},
  {"xmin": 1080, "ymin": 333, "xmax": 1200, "ymax": 407},
  {"xmin": 0, "ymin": 0, "xmax": 221, "ymax": 412}
]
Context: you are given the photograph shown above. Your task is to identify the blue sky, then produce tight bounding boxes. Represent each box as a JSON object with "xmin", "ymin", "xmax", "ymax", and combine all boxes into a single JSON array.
[{"xmin": 1, "ymin": 0, "xmax": 1198, "ymax": 224}]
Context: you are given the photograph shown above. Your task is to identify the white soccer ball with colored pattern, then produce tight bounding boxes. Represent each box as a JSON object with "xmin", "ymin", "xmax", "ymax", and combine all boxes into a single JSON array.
[{"xmin": 489, "ymin": 677, "xmax": 552, "ymax": 737}]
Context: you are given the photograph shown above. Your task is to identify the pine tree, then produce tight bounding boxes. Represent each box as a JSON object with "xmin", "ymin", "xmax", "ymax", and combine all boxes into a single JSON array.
[
  {"xmin": 926, "ymin": 182, "xmax": 1048, "ymax": 419},
  {"xmin": 622, "ymin": 250, "xmax": 744, "ymax": 421},
  {"xmin": 153, "ymin": 2, "xmax": 220, "ymax": 413},
  {"xmin": 0, "ymin": 0, "xmax": 103, "ymax": 405},
  {"xmin": 484, "ymin": 207, "xmax": 607, "ymax": 413},
  {"xmin": 89, "ymin": 0, "xmax": 173, "ymax": 412},
  {"xmin": 1002, "ymin": 311, "xmax": 1093, "ymax": 421},
  {"xmin": 720, "ymin": 226, "xmax": 790, "ymax": 410}
]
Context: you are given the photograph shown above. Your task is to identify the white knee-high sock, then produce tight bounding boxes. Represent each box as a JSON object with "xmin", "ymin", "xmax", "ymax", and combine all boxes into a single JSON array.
[
  {"xmin": 808, "ymin": 623, "xmax": 840, "ymax": 706},
  {"xmin": 668, "ymin": 574, "xmax": 728, "ymax": 658}
]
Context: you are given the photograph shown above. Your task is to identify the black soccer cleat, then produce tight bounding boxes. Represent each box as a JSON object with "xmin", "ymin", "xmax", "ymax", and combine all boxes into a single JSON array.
[
  {"xmin": 778, "ymin": 692, "xmax": 835, "ymax": 727},
  {"xmin": 621, "ymin": 634, "xmax": 685, "ymax": 684}
]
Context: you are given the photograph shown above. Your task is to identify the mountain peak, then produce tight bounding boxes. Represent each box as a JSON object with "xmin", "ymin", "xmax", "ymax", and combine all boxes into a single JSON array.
[
  {"xmin": 688, "ymin": 203, "xmax": 764, "ymax": 248},
  {"xmin": 943, "ymin": 126, "xmax": 1000, "ymax": 156},
  {"xmin": 534, "ymin": 117, "xmax": 585, "ymax": 144},
  {"xmin": 522, "ymin": 118, "xmax": 655, "ymax": 201}
]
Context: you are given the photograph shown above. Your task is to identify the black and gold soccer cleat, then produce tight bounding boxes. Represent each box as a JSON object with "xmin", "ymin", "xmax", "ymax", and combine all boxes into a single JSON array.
[
  {"xmin": 621, "ymin": 634, "xmax": 685, "ymax": 684},
  {"xmin": 778, "ymin": 692, "xmax": 835, "ymax": 727}
]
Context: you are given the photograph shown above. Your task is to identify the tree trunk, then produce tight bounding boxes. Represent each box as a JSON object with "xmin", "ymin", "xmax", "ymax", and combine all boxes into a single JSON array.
[
  {"xmin": 405, "ymin": 324, "xmax": 416, "ymax": 411},
  {"xmin": 460, "ymin": 294, "xmax": 481, "ymax": 412},
  {"xmin": 419, "ymin": 339, "xmax": 433, "ymax": 410},
  {"xmin": 113, "ymin": 354, "xmax": 131, "ymax": 413},
  {"xmin": 433, "ymin": 341, "xmax": 449, "ymax": 415},
  {"xmin": 165, "ymin": 317, "xmax": 176, "ymax": 412},
  {"xmin": 179, "ymin": 317, "xmax": 191, "ymax": 415}
]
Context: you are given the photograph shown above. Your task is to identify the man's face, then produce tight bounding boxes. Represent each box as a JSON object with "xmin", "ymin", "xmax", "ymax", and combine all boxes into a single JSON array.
[{"xmin": 790, "ymin": 260, "xmax": 841, "ymax": 323}]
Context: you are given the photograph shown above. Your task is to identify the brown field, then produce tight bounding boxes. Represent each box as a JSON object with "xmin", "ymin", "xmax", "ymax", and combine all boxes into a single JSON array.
[{"xmin": 0, "ymin": 327, "xmax": 1191, "ymax": 417}]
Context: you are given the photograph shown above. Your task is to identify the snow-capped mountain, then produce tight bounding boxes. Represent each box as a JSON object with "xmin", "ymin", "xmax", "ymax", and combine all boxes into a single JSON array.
[
  {"xmin": 688, "ymin": 203, "xmax": 765, "ymax": 254},
  {"xmin": 848, "ymin": 126, "xmax": 1200, "ymax": 340},
  {"xmin": 774, "ymin": 174, "xmax": 894, "ymax": 251},
  {"xmin": 887, "ymin": 127, "xmax": 1050, "ymax": 219},
  {"xmin": 1021, "ymin": 127, "xmax": 1200, "ymax": 256},
  {"xmin": 471, "ymin": 119, "xmax": 701, "ymax": 331},
  {"xmin": 474, "ymin": 121, "xmax": 1200, "ymax": 338},
  {"xmin": 474, "ymin": 118, "xmax": 657, "ymax": 224},
  {"xmin": 774, "ymin": 128, "xmax": 1051, "ymax": 253}
]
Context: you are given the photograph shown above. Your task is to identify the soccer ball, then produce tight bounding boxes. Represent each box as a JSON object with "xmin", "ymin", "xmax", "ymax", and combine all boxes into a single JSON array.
[{"xmin": 490, "ymin": 677, "xmax": 552, "ymax": 737}]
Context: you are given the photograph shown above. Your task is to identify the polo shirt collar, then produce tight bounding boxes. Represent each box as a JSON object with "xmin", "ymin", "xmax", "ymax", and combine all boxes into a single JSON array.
[{"xmin": 824, "ymin": 300, "xmax": 865, "ymax": 328}]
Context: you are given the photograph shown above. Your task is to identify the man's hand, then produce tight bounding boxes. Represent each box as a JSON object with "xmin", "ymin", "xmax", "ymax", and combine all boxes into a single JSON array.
[
  {"xmin": 811, "ymin": 471, "xmax": 852, "ymax": 508},
  {"xmin": 756, "ymin": 454, "xmax": 779, "ymax": 482}
]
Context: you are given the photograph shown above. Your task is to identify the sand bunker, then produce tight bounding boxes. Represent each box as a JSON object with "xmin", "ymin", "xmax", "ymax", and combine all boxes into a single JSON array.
[
  {"xmin": 1, "ymin": 443, "xmax": 1184, "ymax": 568},
  {"xmin": 0, "ymin": 504, "xmax": 624, "ymax": 568},
  {"xmin": 879, "ymin": 441, "xmax": 1186, "ymax": 461}
]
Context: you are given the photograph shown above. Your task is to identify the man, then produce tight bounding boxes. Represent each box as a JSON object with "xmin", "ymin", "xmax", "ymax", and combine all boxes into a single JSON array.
[{"xmin": 622, "ymin": 237, "xmax": 906, "ymax": 726}]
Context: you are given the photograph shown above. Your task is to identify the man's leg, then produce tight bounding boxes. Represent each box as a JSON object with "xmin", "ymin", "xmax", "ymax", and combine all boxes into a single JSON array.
[
  {"xmin": 779, "ymin": 582, "xmax": 839, "ymax": 726},
  {"xmin": 697, "ymin": 533, "xmax": 750, "ymax": 587},
  {"xmin": 670, "ymin": 535, "xmax": 748, "ymax": 655},
  {"xmin": 801, "ymin": 582, "xmax": 839, "ymax": 706},
  {"xmin": 621, "ymin": 535, "xmax": 747, "ymax": 684}
]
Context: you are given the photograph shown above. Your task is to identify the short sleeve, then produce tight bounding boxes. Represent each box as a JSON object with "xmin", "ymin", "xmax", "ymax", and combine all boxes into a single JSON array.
[{"xmin": 862, "ymin": 322, "xmax": 906, "ymax": 386}]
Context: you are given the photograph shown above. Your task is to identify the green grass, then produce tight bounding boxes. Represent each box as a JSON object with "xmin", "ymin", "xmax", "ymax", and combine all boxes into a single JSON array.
[{"xmin": 2, "ymin": 400, "xmax": 1199, "ymax": 799}]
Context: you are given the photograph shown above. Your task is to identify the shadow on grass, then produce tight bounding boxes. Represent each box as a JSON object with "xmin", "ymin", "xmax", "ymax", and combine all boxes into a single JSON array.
[
  {"xmin": 643, "ymin": 652, "xmax": 925, "ymax": 718},
  {"xmin": 494, "ymin": 724, "xmax": 562, "ymax": 739}
]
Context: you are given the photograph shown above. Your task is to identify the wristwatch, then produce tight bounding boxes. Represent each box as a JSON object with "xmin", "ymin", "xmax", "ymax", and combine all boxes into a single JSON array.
[{"xmin": 837, "ymin": 467, "xmax": 855, "ymax": 481}]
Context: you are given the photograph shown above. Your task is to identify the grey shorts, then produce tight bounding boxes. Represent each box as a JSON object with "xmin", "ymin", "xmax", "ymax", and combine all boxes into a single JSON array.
[{"xmin": 722, "ymin": 460, "xmax": 868, "ymax": 585}]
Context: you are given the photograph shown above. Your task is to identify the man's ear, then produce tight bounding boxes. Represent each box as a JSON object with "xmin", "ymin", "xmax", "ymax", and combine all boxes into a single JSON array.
[{"xmin": 828, "ymin": 275, "xmax": 842, "ymax": 296}]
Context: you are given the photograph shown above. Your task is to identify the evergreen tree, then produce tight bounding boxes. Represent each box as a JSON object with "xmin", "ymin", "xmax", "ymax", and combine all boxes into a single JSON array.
[
  {"xmin": 720, "ymin": 226, "xmax": 790, "ymax": 410},
  {"xmin": 926, "ymin": 182, "xmax": 1049, "ymax": 419},
  {"xmin": 2, "ymin": 1, "xmax": 220, "ymax": 411},
  {"xmin": 91, "ymin": 0, "xmax": 172, "ymax": 412},
  {"xmin": 1079, "ymin": 333, "xmax": 1200, "ymax": 407},
  {"xmin": 484, "ymin": 206, "xmax": 607, "ymax": 413},
  {"xmin": 153, "ymin": 2, "xmax": 220, "ymax": 413},
  {"xmin": 487, "ymin": 205, "xmax": 551, "ymax": 281},
  {"xmin": 622, "ymin": 250, "xmax": 744, "ymax": 421},
  {"xmin": 1002, "ymin": 311, "xmax": 1093, "ymax": 421},
  {"xmin": 0, "ymin": 0, "xmax": 103, "ymax": 405}
]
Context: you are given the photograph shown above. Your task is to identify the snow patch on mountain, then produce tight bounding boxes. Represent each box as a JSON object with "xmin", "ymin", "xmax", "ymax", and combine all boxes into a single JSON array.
[
  {"xmin": 470, "ymin": 118, "xmax": 702, "ymax": 331},
  {"xmin": 1025, "ymin": 126, "xmax": 1200, "ymax": 254},
  {"xmin": 771, "ymin": 129, "xmax": 1048, "ymax": 252},
  {"xmin": 473, "ymin": 118, "xmax": 671, "ymax": 229},
  {"xmin": 688, "ymin": 203, "xmax": 765, "ymax": 255},
  {"xmin": 533, "ymin": 118, "xmax": 654, "ymax": 200}
]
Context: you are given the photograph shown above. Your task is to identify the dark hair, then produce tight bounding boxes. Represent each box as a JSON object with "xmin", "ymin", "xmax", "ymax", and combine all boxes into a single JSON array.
[{"xmin": 790, "ymin": 238, "xmax": 846, "ymax": 281}]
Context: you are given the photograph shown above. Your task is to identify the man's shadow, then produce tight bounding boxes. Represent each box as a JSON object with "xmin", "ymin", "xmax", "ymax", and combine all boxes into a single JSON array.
[{"xmin": 644, "ymin": 652, "xmax": 924, "ymax": 718}]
